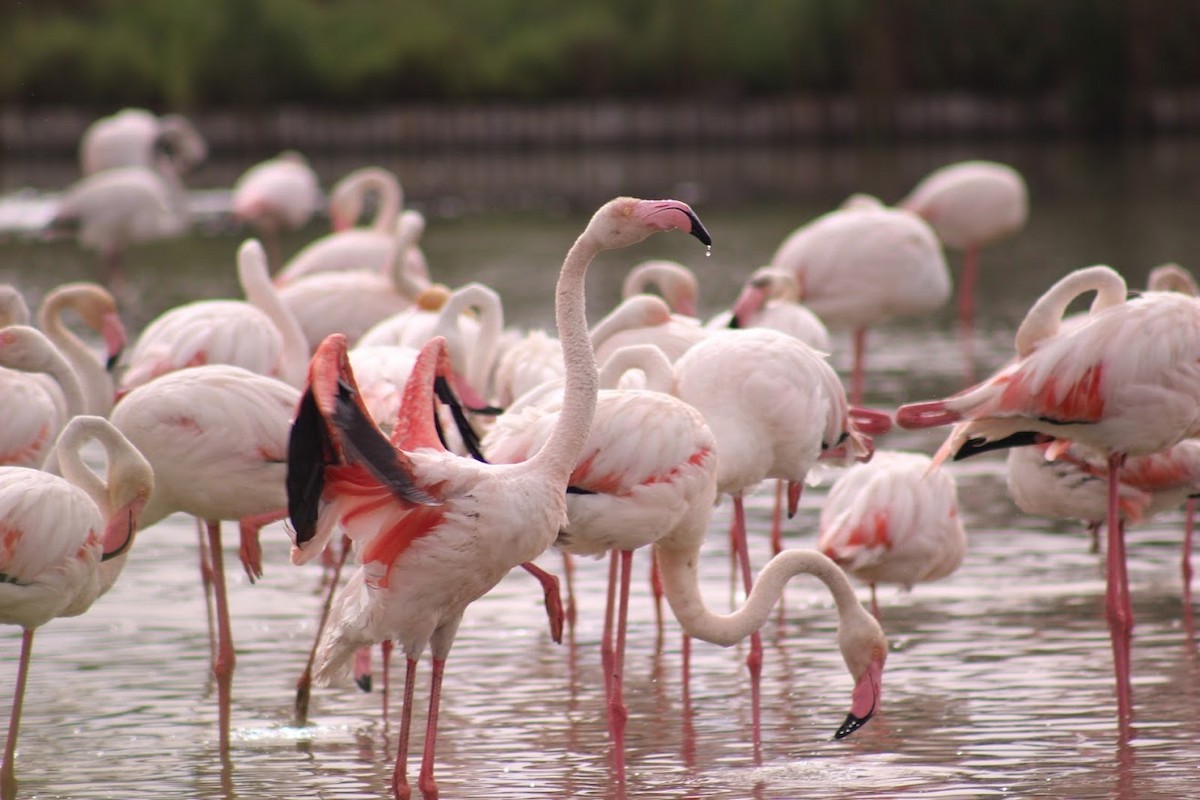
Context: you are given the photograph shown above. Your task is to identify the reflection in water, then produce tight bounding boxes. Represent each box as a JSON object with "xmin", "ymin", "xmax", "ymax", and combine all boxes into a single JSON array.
[{"xmin": 2, "ymin": 143, "xmax": 1200, "ymax": 798}]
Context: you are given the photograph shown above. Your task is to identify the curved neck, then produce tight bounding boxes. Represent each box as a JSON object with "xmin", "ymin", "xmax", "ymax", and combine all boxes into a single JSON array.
[
  {"xmin": 1014, "ymin": 265, "xmax": 1127, "ymax": 357},
  {"xmin": 389, "ymin": 211, "xmax": 430, "ymax": 295},
  {"xmin": 432, "ymin": 284, "xmax": 504, "ymax": 394},
  {"xmin": 356, "ymin": 170, "xmax": 403, "ymax": 233},
  {"xmin": 622, "ymin": 261, "xmax": 698, "ymax": 315},
  {"xmin": 239, "ymin": 243, "xmax": 310, "ymax": 387},
  {"xmin": 656, "ymin": 546, "xmax": 865, "ymax": 646},
  {"xmin": 56, "ymin": 417, "xmax": 112, "ymax": 513},
  {"xmin": 523, "ymin": 231, "xmax": 600, "ymax": 483},
  {"xmin": 4, "ymin": 328, "xmax": 88, "ymax": 419},
  {"xmin": 597, "ymin": 344, "xmax": 674, "ymax": 392},
  {"xmin": 590, "ymin": 296, "xmax": 671, "ymax": 350},
  {"xmin": 37, "ymin": 288, "xmax": 112, "ymax": 415}
]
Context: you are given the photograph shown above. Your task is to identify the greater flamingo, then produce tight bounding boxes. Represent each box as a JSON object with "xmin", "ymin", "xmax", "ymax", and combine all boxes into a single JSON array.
[
  {"xmin": 769, "ymin": 200, "xmax": 949, "ymax": 404},
  {"xmin": 79, "ymin": 108, "xmax": 207, "ymax": 176},
  {"xmin": 898, "ymin": 160, "xmax": 1028, "ymax": 331},
  {"xmin": 0, "ymin": 326, "xmax": 86, "ymax": 468},
  {"xmin": 36, "ymin": 282, "xmax": 127, "ymax": 416},
  {"xmin": 896, "ymin": 264, "xmax": 1200, "ymax": 730},
  {"xmin": 1, "ymin": 415, "xmax": 154, "ymax": 794},
  {"xmin": 230, "ymin": 151, "xmax": 321, "ymax": 270},
  {"xmin": 275, "ymin": 170, "xmax": 429, "ymax": 286},
  {"xmin": 287, "ymin": 197, "xmax": 710, "ymax": 799},
  {"xmin": 671, "ymin": 325, "xmax": 884, "ymax": 754},
  {"xmin": 817, "ymin": 450, "xmax": 966, "ymax": 617},
  {"xmin": 119, "ymin": 239, "xmax": 309, "ymax": 392},
  {"xmin": 107, "ymin": 364, "xmax": 298, "ymax": 754},
  {"xmin": 591, "ymin": 293, "xmax": 708, "ymax": 365},
  {"xmin": 49, "ymin": 152, "xmax": 190, "ymax": 290},
  {"xmin": 707, "ymin": 265, "xmax": 830, "ymax": 352},
  {"xmin": 621, "ymin": 259, "xmax": 700, "ymax": 316}
]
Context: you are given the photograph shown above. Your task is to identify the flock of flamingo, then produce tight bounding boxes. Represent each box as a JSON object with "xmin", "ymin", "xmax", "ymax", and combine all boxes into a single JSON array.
[{"xmin": 3, "ymin": 106, "xmax": 1200, "ymax": 799}]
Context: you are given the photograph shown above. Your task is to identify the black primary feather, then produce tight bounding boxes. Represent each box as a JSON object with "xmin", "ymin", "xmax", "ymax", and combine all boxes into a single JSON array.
[
  {"xmin": 434, "ymin": 375, "xmax": 489, "ymax": 463},
  {"xmin": 953, "ymin": 431, "xmax": 1045, "ymax": 461},
  {"xmin": 286, "ymin": 388, "xmax": 331, "ymax": 545},
  {"xmin": 330, "ymin": 378, "xmax": 439, "ymax": 506}
]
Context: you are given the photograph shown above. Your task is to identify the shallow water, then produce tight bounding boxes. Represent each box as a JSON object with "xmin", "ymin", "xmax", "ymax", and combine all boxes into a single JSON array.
[{"xmin": 3, "ymin": 142, "xmax": 1200, "ymax": 799}]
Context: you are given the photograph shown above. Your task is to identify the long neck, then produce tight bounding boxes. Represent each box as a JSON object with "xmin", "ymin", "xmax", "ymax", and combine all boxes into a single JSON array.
[
  {"xmin": 389, "ymin": 211, "xmax": 430, "ymax": 296},
  {"xmin": 38, "ymin": 290, "xmax": 111, "ymax": 416},
  {"xmin": 589, "ymin": 296, "xmax": 670, "ymax": 350},
  {"xmin": 1014, "ymin": 265, "xmax": 1127, "ymax": 357},
  {"xmin": 240, "ymin": 248, "xmax": 311, "ymax": 387},
  {"xmin": 431, "ymin": 284, "xmax": 504, "ymax": 394},
  {"xmin": 656, "ymin": 545, "xmax": 865, "ymax": 646},
  {"xmin": 365, "ymin": 172, "xmax": 403, "ymax": 233},
  {"xmin": 56, "ymin": 417, "xmax": 111, "ymax": 514},
  {"xmin": 523, "ymin": 232, "xmax": 599, "ymax": 483},
  {"xmin": 597, "ymin": 344, "xmax": 674, "ymax": 392}
]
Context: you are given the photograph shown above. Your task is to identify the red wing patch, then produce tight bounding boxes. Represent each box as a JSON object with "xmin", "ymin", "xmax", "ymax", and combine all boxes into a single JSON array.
[
  {"xmin": 361, "ymin": 504, "xmax": 445, "ymax": 588},
  {"xmin": 998, "ymin": 363, "xmax": 1105, "ymax": 422}
]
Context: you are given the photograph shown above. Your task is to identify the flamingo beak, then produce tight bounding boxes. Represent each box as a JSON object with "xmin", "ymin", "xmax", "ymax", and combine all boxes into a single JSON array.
[
  {"xmin": 102, "ymin": 312, "xmax": 128, "ymax": 372},
  {"xmin": 835, "ymin": 656, "xmax": 883, "ymax": 739}
]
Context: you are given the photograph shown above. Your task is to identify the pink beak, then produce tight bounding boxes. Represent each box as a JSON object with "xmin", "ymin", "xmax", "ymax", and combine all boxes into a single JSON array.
[{"xmin": 836, "ymin": 656, "xmax": 883, "ymax": 739}]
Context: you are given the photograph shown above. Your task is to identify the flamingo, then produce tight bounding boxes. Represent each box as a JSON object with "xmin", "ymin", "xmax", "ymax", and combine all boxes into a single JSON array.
[
  {"xmin": 49, "ymin": 152, "xmax": 190, "ymax": 290},
  {"xmin": 671, "ymin": 325, "xmax": 884, "ymax": 755},
  {"xmin": 230, "ymin": 151, "xmax": 321, "ymax": 270},
  {"xmin": 0, "ymin": 286, "xmax": 30, "ymax": 327},
  {"xmin": 896, "ymin": 264, "xmax": 1200, "ymax": 731},
  {"xmin": 1, "ymin": 415, "xmax": 154, "ymax": 794},
  {"xmin": 817, "ymin": 450, "xmax": 967, "ymax": 618},
  {"xmin": 621, "ymin": 259, "xmax": 700, "ymax": 316},
  {"xmin": 119, "ymin": 239, "xmax": 309, "ymax": 392},
  {"xmin": 107, "ymin": 364, "xmax": 298, "ymax": 754},
  {"xmin": 769, "ymin": 199, "xmax": 949, "ymax": 404},
  {"xmin": 278, "ymin": 211, "xmax": 435, "ymax": 351},
  {"xmin": 287, "ymin": 196, "xmax": 710, "ymax": 799},
  {"xmin": 0, "ymin": 326, "xmax": 86, "ymax": 468},
  {"xmin": 898, "ymin": 160, "xmax": 1028, "ymax": 331},
  {"xmin": 79, "ymin": 108, "xmax": 207, "ymax": 176},
  {"xmin": 707, "ymin": 265, "xmax": 831, "ymax": 351},
  {"xmin": 275, "ymin": 168, "xmax": 429, "ymax": 286},
  {"xmin": 36, "ymin": 282, "xmax": 127, "ymax": 416},
  {"xmin": 483, "ymin": 346, "xmax": 718, "ymax": 781},
  {"xmin": 591, "ymin": 293, "xmax": 708, "ymax": 365}
]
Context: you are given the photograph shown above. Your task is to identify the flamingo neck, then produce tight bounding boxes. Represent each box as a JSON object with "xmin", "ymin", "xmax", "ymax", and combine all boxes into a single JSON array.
[
  {"xmin": 389, "ymin": 213, "xmax": 430, "ymax": 297},
  {"xmin": 656, "ymin": 546, "xmax": 865, "ymax": 646},
  {"xmin": 362, "ymin": 171, "xmax": 403, "ymax": 233},
  {"xmin": 38, "ymin": 291, "xmax": 111, "ymax": 415},
  {"xmin": 523, "ymin": 232, "xmax": 599, "ymax": 484},
  {"xmin": 1014, "ymin": 265, "xmax": 1127, "ymax": 357},
  {"xmin": 240, "ymin": 249, "xmax": 310, "ymax": 387}
]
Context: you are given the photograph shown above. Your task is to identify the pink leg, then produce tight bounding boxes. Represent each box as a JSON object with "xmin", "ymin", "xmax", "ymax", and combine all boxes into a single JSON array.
[
  {"xmin": 2, "ymin": 629, "xmax": 34, "ymax": 795},
  {"xmin": 1104, "ymin": 455, "xmax": 1134, "ymax": 728},
  {"xmin": 870, "ymin": 584, "xmax": 880, "ymax": 620},
  {"xmin": 354, "ymin": 647, "xmax": 373, "ymax": 692},
  {"xmin": 520, "ymin": 562, "xmax": 565, "ymax": 644},
  {"xmin": 392, "ymin": 657, "xmax": 418, "ymax": 800},
  {"xmin": 769, "ymin": 480, "xmax": 785, "ymax": 556},
  {"xmin": 195, "ymin": 517, "xmax": 217, "ymax": 662},
  {"xmin": 1183, "ymin": 499, "xmax": 1195, "ymax": 607},
  {"xmin": 561, "ymin": 552, "xmax": 577, "ymax": 631},
  {"xmin": 649, "ymin": 549, "xmax": 665, "ymax": 641},
  {"xmin": 206, "ymin": 520, "xmax": 237, "ymax": 756},
  {"xmin": 607, "ymin": 550, "xmax": 634, "ymax": 785},
  {"xmin": 238, "ymin": 509, "xmax": 288, "ymax": 582},
  {"xmin": 601, "ymin": 552, "xmax": 619, "ymax": 701},
  {"xmin": 381, "ymin": 640, "xmax": 394, "ymax": 725},
  {"xmin": 417, "ymin": 657, "xmax": 447, "ymax": 799},
  {"xmin": 851, "ymin": 328, "xmax": 867, "ymax": 406},
  {"xmin": 731, "ymin": 496, "xmax": 764, "ymax": 763},
  {"xmin": 295, "ymin": 541, "xmax": 350, "ymax": 725}
]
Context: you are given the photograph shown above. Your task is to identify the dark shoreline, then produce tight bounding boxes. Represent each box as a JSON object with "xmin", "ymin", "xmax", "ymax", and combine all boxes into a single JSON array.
[{"xmin": 7, "ymin": 92, "xmax": 1200, "ymax": 155}]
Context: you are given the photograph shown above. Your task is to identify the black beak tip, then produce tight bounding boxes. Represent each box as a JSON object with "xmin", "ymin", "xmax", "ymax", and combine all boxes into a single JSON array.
[
  {"xmin": 106, "ymin": 351, "xmax": 122, "ymax": 372},
  {"xmin": 683, "ymin": 210, "xmax": 712, "ymax": 246},
  {"xmin": 355, "ymin": 674, "xmax": 373, "ymax": 693},
  {"xmin": 834, "ymin": 711, "xmax": 872, "ymax": 740},
  {"xmin": 469, "ymin": 404, "xmax": 505, "ymax": 417}
]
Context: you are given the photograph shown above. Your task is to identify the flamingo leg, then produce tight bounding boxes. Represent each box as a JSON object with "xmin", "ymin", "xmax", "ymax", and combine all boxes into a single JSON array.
[
  {"xmin": 237, "ymin": 508, "xmax": 288, "ymax": 583},
  {"xmin": 649, "ymin": 548, "xmax": 665, "ymax": 642},
  {"xmin": 561, "ymin": 552, "xmax": 577, "ymax": 631},
  {"xmin": 294, "ymin": 541, "xmax": 350, "ymax": 726},
  {"xmin": 1104, "ymin": 454, "xmax": 1134, "ymax": 729},
  {"xmin": 417, "ymin": 657, "xmax": 447, "ymax": 799},
  {"xmin": 381, "ymin": 640, "xmax": 394, "ymax": 726},
  {"xmin": 731, "ymin": 495, "xmax": 764, "ymax": 763},
  {"xmin": 1, "ymin": 629, "xmax": 34, "ymax": 796},
  {"xmin": 601, "ymin": 551, "xmax": 619, "ymax": 701},
  {"xmin": 195, "ymin": 517, "xmax": 217, "ymax": 663},
  {"xmin": 851, "ymin": 327, "xmax": 867, "ymax": 406},
  {"xmin": 519, "ymin": 562, "xmax": 565, "ymax": 644},
  {"xmin": 957, "ymin": 245, "xmax": 980, "ymax": 334},
  {"xmin": 206, "ymin": 520, "xmax": 236, "ymax": 757},
  {"xmin": 607, "ymin": 550, "xmax": 634, "ymax": 785},
  {"xmin": 1183, "ymin": 499, "xmax": 1195, "ymax": 608},
  {"xmin": 769, "ymin": 480, "xmax": 785, "ymax": 556},
  {"xmin": 392, "ymin": 657, "xmax": 418, "ymax": 800}
]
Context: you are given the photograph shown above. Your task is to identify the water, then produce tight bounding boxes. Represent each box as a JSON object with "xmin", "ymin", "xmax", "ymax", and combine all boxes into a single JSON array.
[{"xmin": 3, "ymin": 141, "xmax": 1200, "ymax": 799}]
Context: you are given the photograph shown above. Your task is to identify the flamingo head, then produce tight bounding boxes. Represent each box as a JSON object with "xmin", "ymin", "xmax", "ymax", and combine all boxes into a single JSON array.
[
  {"xmin": 593, "ymin": 198, "xmax": 711, "ymax": 250},
  {"xmin": 835, "ymin": 607, "xmax": 887, "ymax": 739}
]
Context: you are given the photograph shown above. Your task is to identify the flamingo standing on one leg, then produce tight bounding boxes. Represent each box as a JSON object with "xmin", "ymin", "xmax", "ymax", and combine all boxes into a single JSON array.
[
  {"xmin": 898, "ymin": 160, "xmax": 1028, "ymax": 335},
  {"xmin": 107, "ymin": 365, "xmax": 299, "ymax": 754},
  {"xmin": 286, "ymin": 197, "xmax": 711, "ymax": 799},
  {"xmin": 817, "ymin": 450, "xmax": 967, "ymax": 618},
  {"xmin": 1, "ymin": 415, "xmax": 154, "ymax": 795},
  {"xmin": 769, "ymin": 198, "xmax": 949, "ymax": 405},
  {"xmin": 896, "ymin": 264, "xmax": 1200, "ymax": 733}
]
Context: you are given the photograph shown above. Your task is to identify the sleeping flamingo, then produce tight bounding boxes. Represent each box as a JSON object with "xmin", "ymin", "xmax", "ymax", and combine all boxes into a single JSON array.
[
  {"xmin": 769, "ymin": 199, "xmax": 949, "ymax": 404},
  {"xmin": 1, "ymin": 415, "xmax": 154, "ymax": 794},
  {"xmin": 79, "ymin": 108, "xmax": 207, "ymax": 176},
  {"xmin": 898, "ymin": 160, "xmax": 1028, "ymax": 332},
  {"xmin": 231, "ymin": 151, "xmax": 321, "ymax": 270},
  {"xmin": 287, "ymin": 197, "xmax": 710, "ymax": 799},
  {"xmin": 817, "ymin": 450, "xmax": 967, "ymax": 617},
  {"xmin": 896, "ymin": 264, "xmax": 1200, "ymax": 731},
  {"xmin": 0, "ymin": 326, "xmax": 87, "ymax": 468}
]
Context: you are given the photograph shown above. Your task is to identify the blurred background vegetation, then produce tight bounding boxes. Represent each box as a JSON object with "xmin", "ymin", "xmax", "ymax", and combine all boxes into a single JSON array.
[{"xmin": 2, "ymin": 0, "xmax": 1200, "ymax": 139}]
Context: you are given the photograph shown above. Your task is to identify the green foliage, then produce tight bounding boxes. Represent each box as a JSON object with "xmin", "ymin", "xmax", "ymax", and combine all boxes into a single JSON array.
[{"xmin": 1, "ymin": 0, "xmax": 1197, "ymax": 134}]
